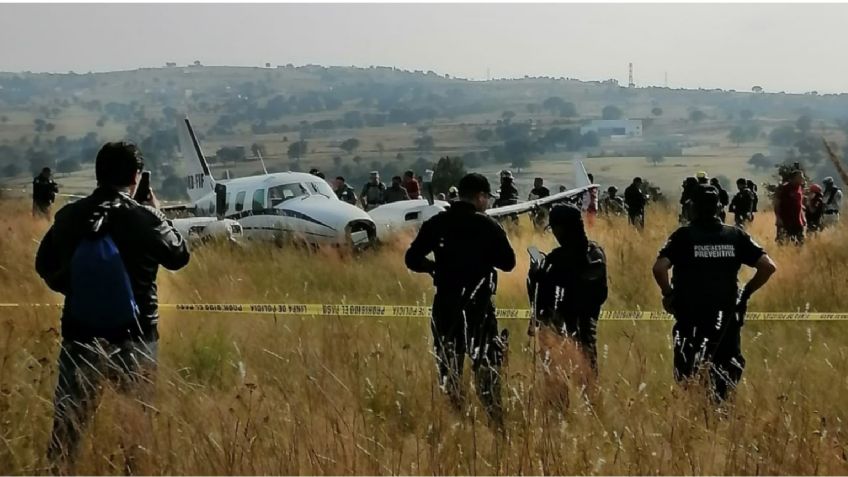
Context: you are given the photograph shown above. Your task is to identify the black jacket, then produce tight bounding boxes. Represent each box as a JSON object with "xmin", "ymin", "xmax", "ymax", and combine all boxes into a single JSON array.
[
  {"xmin": 405, "ymin": 201, "xmax": 516, "ymax": 297},
  {"xmin": 528, "ymin": 242, "xmax": 608, "ymax": 326},
  {"xmin": 33, "ymin": 176, "xmax": 59, "ymax": 204},
  {"xmin": 624, "ymin": 183, "xmax": 647, "ymax": 213},
  {"xmin": 36, "ymin": 188, "xmax": 190, "ymax": 341}
]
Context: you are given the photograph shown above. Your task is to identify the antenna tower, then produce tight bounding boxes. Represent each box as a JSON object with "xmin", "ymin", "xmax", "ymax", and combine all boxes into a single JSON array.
[{"xmin": 628, "ymin": 63, "xmax": 635, "ymax": 88}]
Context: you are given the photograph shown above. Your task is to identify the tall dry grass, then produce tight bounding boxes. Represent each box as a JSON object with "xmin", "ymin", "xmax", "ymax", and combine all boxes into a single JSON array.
[{"xmin": 1, "ymin": 198, "xmax": 848, "ymax": 474}]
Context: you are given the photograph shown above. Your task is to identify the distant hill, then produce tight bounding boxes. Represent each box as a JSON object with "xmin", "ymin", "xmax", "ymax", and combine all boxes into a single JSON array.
[{"xmin": 1, "ymin": 65, "xmax": 846, "ymax": 199}]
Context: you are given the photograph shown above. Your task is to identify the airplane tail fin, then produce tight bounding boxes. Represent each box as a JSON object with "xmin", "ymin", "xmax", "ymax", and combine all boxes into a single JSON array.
[
  {"xmin": 573, "ymin": 160, "xmax": 593, "ymax": 189},
  {"xmin": 176, "ymin": 116, "xmax": 215, "ymax": 203}
]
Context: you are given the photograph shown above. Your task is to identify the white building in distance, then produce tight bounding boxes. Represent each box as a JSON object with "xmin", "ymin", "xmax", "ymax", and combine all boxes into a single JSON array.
[{"xmin": 580, "ymin": 119, "xmax": 643, "ymax": 138}]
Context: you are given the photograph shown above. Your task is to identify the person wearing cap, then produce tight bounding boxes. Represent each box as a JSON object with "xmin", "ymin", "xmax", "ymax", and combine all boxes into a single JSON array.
[
  {"xmin": 527, "ymin": 203, "xmax": 608, "ymax": 378},
  {"xmin": 696, "ymin": 171, "xmax": 709, "ymax": 185},
  {"xmin": 729, "ymin": 178, "xmax": 756, "ymax": 229},
  {"xmin": 774, "ymin": 169, "xmax": 806, "ymax": 245},
  {"xmin": 447, "ymin": 186, "xmax": 459, "ymax": 202},
  {"xmin": 601, "ymin": 185, "xmax": 626, "ymax": 216},
  {"xmin": 653, "ymin": 184, "xmax": 776, "ymax": 402},
  {"xmin": 33, "ymin": 166, "xmax": 60, "ymax": 219},
  {"xmin": 384, "ymin": 176, "xmax": 410, "ymax": 204},
  {"xmin": 333, "ymin": 176, "xmax": 357, "ymax": 205},
  {"xmin": 405, "ymin": 173, "xmax": 516, "ymax": 428},
  {"xmin": 360, "ymin": 171, "xmax": 386, "ymax": 211},
  {"xmin": 822, "ymin": 177, "xmax": 842, "ymax": 228},
  {"xmin": 495, "ymin": 169, "xmax": 519, "ymax": 207},
  {"xmin": 402, "ymin": 170, "xmax": 421, "ymax": 200},
  {"xmin": 624, "ymin": 177, "xmax": 648, "ymax": 229},
  {"xmin": 804, "ymin": 183, "xmax": 825, "ymax": 233}
]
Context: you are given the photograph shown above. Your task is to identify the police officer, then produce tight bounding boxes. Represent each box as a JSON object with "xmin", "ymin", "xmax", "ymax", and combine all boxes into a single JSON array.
[
  {"xmin": 624, "ymin": 177, "xmax": 648, "ymax": 229},
  {"xmin": 601, "ymin": 186, "xmax": 627, "ymax": 216},
  {"xmin": 528, "ymin": 177, "xmax": 550, "ymax": 200},
  {"xmin": 360, "ymin": 171, "xmax": 386, "ymax": 211},
  {"xmin": 33, "ymin": 167, "xmax": 59, "ymax": 218},
  {"xmin": 652, "ymin": 185, "xmax": 776, "ymax": 401},
  {"xmin": 527, "ymin": 204, "xmax": 608, "ymax": 374},
  {"xmin": 495, "ymin": 170, "xmax": 519, "ymax": 207},
  {"xmin": 729, "ymin": 178, "xmax": 755, "ymax": 229},
  {"xmin": 405, "ymin": 173, "xmax": 516, "ymax": 427},
  {"xmin": 333, "ymin": 176, "xmax": 357, "ymax": 205}
]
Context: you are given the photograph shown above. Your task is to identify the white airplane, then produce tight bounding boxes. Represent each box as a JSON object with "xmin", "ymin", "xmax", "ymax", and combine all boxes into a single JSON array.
[
  {"xmin": 367, "ymin": 160, "xmax": 597, "ymax": 240},
  {"xmin": 173, "ymin": 116, "xmax": 598, "ymax": 246},
  {"xmin": 172, "ymin": 117, "xmax": 377, "ymax": 247}
]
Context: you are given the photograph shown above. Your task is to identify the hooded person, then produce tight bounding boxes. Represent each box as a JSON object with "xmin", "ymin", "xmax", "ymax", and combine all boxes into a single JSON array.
[
  {"xmin": 805, "ymin": 183, "xmax": 825, "ymax": 233},
  {"xmin": 527, "ymin": 203, "xmax": 608, "ymax": 376}
]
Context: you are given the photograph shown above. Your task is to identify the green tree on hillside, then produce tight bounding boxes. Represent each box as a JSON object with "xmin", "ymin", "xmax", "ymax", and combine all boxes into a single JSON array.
[
  {"xmin": 689, "ymin": 109, "xmax": 707, "ymax": 123},
  {"xmin": 432, "ymin": 156, "xmax": 466, "ymax": 194},
  {"xmin": 748, "ymin": 152, "xmax": 771, "ymax": 170},
  {"xmin": 728, "ymin": 126, "xmax": 748, "ymax": 146},
  {"xmin": 602, "ymin": 105, "xmax": 623, "ymax": 120},
  {"xmin": 796, "ymin": 114, "xmax": 812, "ymax": 134},
  {"xmin": 287, "ymin": 140, "xmax": 308, "ymax": 159},
  {"xmin": 414, "ymin": 135, "xmax": 435, "ymax": 152},
  {"xmin": 339, "ymin": 138, "xmax": 360, "ymax": 154},
  {"xmin": 651, "ymin": 107, "xmax": 663, "ymax": 117}
]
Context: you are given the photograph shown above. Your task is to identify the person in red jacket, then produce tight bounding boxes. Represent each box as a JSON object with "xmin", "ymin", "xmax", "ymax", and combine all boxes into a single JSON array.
[
  {"xmin": 402, "ymin": 170, "xmax": 421, "ymax": 199},
  {"xmin": 774, "ymin": 169, "xmax": 806, "ymax": 245}
]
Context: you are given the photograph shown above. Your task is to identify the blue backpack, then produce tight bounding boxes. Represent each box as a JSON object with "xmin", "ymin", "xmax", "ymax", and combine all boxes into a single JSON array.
[{"xmin": 65, "ymin": 206, "xmax": 139, "ymax": 335}]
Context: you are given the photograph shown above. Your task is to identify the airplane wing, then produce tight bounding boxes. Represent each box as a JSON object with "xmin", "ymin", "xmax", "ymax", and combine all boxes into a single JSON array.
[
  {"xmin": 485, "ymin": 184, "xmax": 596, "ymax": 219},
  {"xmin": 486, "ymin": 158, "xmax": 596, "ymax": 219}
]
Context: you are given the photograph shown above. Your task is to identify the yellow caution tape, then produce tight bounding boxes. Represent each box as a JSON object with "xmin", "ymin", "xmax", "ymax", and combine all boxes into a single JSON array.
[{"xmin": 3, "ymin": 303, "xmax": 848, "ymax": 321}]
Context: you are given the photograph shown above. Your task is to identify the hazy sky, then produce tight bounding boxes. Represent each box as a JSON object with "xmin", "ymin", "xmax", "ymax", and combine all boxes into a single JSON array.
[{"xmin": 1, "ymin": 3, "xmax": 846, "ymax": 94}]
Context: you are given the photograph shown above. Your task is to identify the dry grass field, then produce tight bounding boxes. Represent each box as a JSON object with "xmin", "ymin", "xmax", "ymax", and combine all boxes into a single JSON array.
[{"xmin": 1, "ymin": 197, "xmax": 848, "ymax": 474}]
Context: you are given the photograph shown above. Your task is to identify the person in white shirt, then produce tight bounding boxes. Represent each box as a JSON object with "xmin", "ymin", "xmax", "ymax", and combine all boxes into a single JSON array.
[{"xmin": 822, "ymin": 177, "xmax": 843, "ymax": 228}]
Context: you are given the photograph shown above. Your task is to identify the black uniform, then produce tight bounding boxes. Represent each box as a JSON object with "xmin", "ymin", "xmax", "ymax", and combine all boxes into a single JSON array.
[
  {"xmin": 496, "ymin": 179, "xmax": 519, "ymax": 207},
  {"xmin": 658, "ymin": 218, "xmax": 765, "ymax": 400},
  {"xmin": 528, "ymin": 242, "xmax": 608, "ymax": 371},
  {"xmin": 624, "ymin": 183, "xmax": 647, "ymax": 228},
  {"xmin": 336, "ymin": 184, "xmax": 357, "ymax": 205},
  {"xmin": 529, "ymin": 186, "xmax": 550, "ymax": 200},
  {"xmin": 729, "ymin": 189, "xmax": 756, "ymax": 229},
  {"xmin": 33, "ymin": 175, "xmax": 59, "ymax": 217},
  {"xmin": 715, "ymin": 185, "xmax": 730, "ymax": 222},
  {"xmin": 405, "ymin": 201, "xmax": 516, "ymax": 422},
  {"xmin": 383, "ymin": 184, "xmax": 410, "ymax": 203}
]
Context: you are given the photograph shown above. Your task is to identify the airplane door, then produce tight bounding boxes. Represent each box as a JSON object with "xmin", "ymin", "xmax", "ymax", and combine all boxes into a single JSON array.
[{"xmin": 215, "ymin": 183, "xmax": 227, "ymax": 219}]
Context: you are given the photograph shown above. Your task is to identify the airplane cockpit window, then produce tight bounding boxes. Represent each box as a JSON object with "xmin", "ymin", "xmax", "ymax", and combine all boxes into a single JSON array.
[
  {"xmin": 308, "ymin": 181, "xmax": 335, "ymax": 198},
  {"xmin": 268, "ymin": 183, "xmax": 308, "ymax": 206},
  {"xmin": 252, "ymin": 189, "xmax": 266, "ymax": 212},
  {"xmin": 234, "ymin": 191, "xmax": 247, "ymax": 212}
]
